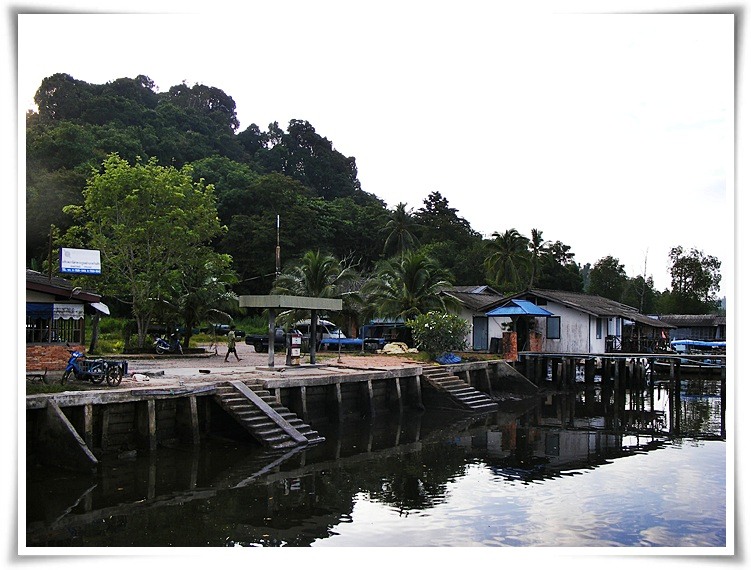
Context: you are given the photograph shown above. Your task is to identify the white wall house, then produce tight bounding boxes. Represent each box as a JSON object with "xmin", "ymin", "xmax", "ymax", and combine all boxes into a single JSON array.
[
  {"xmin": 441, "ymin": 286, "xmax": 505, "ymax": 351},
  {"xmin": 483, "ymin": 289, "xmax": 672, "ymax": 354}
]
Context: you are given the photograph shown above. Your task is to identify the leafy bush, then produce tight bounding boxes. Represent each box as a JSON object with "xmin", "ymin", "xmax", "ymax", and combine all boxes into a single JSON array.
[{"xmin": 405, "ymin": 311, "xmax": 469, "ymax": 360}]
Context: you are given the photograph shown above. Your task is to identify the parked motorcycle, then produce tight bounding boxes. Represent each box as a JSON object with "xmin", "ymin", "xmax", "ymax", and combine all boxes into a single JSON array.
[
  {"xmin": 154, "ymin": 334, "xmax": 183, "ymax": 355},
  {"xmin": 61, "ymin": 350, "xmax": 122, "ymax": 386}
]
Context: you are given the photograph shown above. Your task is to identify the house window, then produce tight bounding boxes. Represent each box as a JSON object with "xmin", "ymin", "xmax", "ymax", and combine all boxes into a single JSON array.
[
  {"xmin": 546, "ymin": 316, "xmax": 561, "ymax": 339},
  {"xmin": 26, "ymin": 302, "xmax": 84, "ymax": 344},
  {"xmin": 596, "ymin": 318, "xmax": 603, "ymax": 339}
]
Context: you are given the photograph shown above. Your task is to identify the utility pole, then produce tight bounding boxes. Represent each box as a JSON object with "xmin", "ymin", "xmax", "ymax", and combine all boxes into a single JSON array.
[{"xmin": 275, "ymin": 214, "xmax": 281, "ymax": 277}]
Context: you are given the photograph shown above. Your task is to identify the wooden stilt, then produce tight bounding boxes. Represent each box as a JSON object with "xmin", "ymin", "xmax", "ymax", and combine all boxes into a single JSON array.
[
  {"xmin": 366, "ymin": 379, "xmax": 375, "ymax": 416},
  {"xmin": 83, "ymin": 403, "xmax": 93, "ymax": 450},
  {"xmin": 334, "ymin": 382, "xmax": 343, "ymax": 421},
  {"xmin": 414, "ymin": 375, "xmax": 424, "ymax": 410},
  {"xmin": 299, "ymin": 386, "xmax": 308, "ymax": 422}
]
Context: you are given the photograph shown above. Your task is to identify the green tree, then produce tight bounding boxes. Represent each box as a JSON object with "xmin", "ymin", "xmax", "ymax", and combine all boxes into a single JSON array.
[
  {"xmin": 63, "ymin": 154, "xmax": 226, "ymax": 349},
  {"xmin": 168, "ymin": 251, "xmax": 238, "ymax": 348},
  {"xmin": 272, "ymin": 250, "xmax": 358, "ymax": 360},
  {"xmin": 254, "ymin": 119, "xmax": 363, "ymax": 200},
  {"xmin": 532, "ymin": 240, "xmax": 583, "ymax": 292},
  {"xmin": 362, "ymin": 250, "xmax": 458, "ymax": 320},
  {"xmin": 662, "ymin": 246, "xmax": 722, "ymax": 313},
  {"xmin": 587, "ymin": 256, "xmax": 628, "ymax": 301},
  {"xmin": 621, "ymin": 275, "xmax": 658, "ymax": 314},
  {"xmin": 527, "ymin": 228, "xmax": 549, "ymax": 288},
  {"xmin": 414, "ymin": 191, "xmax": 479, "ymax": 247},
  {"xmin": 383, "ymin": 202, "xmax": 420, "ymax": 258},
  {"xmin": 484, "ymin": 229, "xmax": 529, "ymax": 293}
]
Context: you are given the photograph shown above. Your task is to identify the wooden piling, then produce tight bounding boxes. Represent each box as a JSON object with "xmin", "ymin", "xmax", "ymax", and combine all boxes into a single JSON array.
[
  {"xmin": 585, "ymin": 358, "xmax": 596, "ymax": 385},
  {"xmin": 83, "ymin": 403, "xmax": 94, "ymax": 450},
  {"xmin": 175, "ymin": 395, "xmax": 200, "ymax": 446},
  {"xmin": 299, "ymin": 386, "xmax": 308, "ymax": 422},
  {"xmin": 334, "ymin": 382, "xmax": 344, "ymax": 421},
  {"xmin": 393, "ymin": 377, "xmax": 403, "ymax": 411},
  {"xmin": 366, "ymin": 379, "xmax": 375, "ymax": 417},
  {"xmin": 136, "ymin": 399, "xmax": 157, "ymax": 452}
]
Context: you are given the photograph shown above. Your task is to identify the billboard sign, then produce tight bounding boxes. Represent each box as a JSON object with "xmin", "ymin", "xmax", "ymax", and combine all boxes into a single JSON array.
[{"xmin": 60, "ymin": 248, "xmax": 101, "ymax": 274}]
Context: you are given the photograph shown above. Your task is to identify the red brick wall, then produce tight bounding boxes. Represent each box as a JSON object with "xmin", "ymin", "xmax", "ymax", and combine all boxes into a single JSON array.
[
  {"xmin": 26, "ymin": 344, "xmax": 83, "ymax": 372},
  {"xmin": 502, "ymin": 332, "xmax": 517, "ymax": 362},
  {"xmin": 529, "ymin": 331, "xmax": 543, "ymax": 352}
]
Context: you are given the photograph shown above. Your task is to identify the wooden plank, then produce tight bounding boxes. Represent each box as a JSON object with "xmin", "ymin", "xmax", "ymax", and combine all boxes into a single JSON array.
[
  {"xmin": 229, "ymin": 381, "xmax": 308, "ymax": 445},
  {"xmin": 39, "ymin": 399, "xmax": 98, "ymax": 473},
  {"xmin": 26, "ymin": 385, "xmax": 217, "ymax": 410}
]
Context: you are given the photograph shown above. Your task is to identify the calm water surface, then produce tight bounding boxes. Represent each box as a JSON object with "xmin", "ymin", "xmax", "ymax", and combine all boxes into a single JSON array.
[{"xmin": 25, "ymin": 376, "xmax": 728, "ymax": 549}]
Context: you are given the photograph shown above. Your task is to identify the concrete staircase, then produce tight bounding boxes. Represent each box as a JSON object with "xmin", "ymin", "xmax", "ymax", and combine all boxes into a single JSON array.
[
  {"xmin": 213, "ymin": 380, "xmax": 325, "ymax": 450},
  {"xmin": 421, "ymin": 366, "xmax": 498, "ymax": 413}
]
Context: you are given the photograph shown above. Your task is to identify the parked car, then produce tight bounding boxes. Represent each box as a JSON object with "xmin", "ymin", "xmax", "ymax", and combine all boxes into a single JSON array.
[
  {"xmin": 208, "ymin": 324, "xmax": 245, "ymax": 338},
  {"xmin": 245, "ymin": 327, "xmax": 292, "ymax": 353},
  {"xmin": 294, "ymin": 319, "xmax": 346, "ymax": 340}
]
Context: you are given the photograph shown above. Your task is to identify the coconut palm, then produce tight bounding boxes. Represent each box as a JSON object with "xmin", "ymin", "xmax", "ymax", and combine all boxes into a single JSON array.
[
  {"xmin": 271, "ymin": 250, "xmax": 358, "ymax": 360},
  {"xmin": 362, "ymin": 250, "xmax": 458, "ymax": 320},
  {"xmin": 527, "ymin": 228, "xmax": 550, "ymax": 288},
  {"xmin": 383, "ymin": 202, "xmax": 420, "ymax": 258},
  {"xmin": 484, "ymin": 228, "xmax": 530, "ymax": 292}
]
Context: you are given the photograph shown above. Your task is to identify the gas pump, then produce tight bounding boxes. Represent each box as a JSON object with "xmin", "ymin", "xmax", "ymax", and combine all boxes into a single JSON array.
[{"xmin": 286, "ymin": 332, "xmax": 302, "ymax": 366}]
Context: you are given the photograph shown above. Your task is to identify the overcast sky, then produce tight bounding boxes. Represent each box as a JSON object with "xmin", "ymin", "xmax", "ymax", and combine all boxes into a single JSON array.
[{"xmin": 15, "ymin": 1, "xmax": 736, "ymax": 298}]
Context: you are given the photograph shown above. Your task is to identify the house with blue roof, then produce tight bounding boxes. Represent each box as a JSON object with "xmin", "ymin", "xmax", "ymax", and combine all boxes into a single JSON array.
[{"xmin": 483, "ymin": 289, "xmax": 673, "ymax": 355}]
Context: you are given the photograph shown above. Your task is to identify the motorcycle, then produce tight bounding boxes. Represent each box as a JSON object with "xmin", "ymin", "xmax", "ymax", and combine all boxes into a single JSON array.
[
  {"xmin": 61, "ymin": 350, "xmax": 123, "ymax": 386},
  {"xmin": 154, "ymin": 334, "xmax": 183, "ymax": 355}
]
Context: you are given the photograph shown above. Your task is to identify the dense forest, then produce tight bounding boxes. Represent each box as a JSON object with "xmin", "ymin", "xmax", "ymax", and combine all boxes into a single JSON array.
[{"xmin": 25, "ymin": 73, "xmax": 723, "ymax": 337}]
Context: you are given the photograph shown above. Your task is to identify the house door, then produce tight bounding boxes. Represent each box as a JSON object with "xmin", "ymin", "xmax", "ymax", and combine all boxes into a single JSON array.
[
  {"xmin": 472, "ymin": 316, "xmax": 488, "ymax": 351},
  {"xmin": 516, "ymin": 317, "xmax": 530, "ymax": 351}
]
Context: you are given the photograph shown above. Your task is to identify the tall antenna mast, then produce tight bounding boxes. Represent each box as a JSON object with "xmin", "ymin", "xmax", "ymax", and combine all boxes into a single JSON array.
[{"xmin": 275, "ymin": 214, "xmax": 281, "ymax": 277}]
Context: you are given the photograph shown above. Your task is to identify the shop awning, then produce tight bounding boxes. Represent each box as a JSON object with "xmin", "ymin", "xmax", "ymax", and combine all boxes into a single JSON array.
[{"xmin": 486, "ymin": 299, "xmax": 553, "ymax": 317}]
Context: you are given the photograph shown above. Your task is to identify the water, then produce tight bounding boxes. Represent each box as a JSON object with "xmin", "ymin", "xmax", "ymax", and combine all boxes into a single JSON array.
[{"xmin": 24, "ymin": 376, "xmax": 729, "ymax": 550}]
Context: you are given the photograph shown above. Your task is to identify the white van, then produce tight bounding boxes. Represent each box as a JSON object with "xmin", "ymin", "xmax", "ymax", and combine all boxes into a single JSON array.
[{"xmin": 294, "ymin": 319, "xmax": 346, "ymax": 340}]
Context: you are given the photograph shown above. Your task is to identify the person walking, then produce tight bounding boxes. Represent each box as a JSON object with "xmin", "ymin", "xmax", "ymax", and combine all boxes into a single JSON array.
[{"xmin": 224, "ymin": 326, "xmax": 242, "ymax": 362}]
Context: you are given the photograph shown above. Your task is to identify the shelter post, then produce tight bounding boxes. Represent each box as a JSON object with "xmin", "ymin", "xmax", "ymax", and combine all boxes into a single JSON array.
[{"xmin": 268, "ymin": 308, "xmax": 276, "ymax": 368}]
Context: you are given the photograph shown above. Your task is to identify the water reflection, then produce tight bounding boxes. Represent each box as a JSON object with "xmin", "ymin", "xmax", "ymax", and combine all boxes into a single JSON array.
[{"xmin": 25, "ymin": 376, "xmax": 726, "ymax": 548}]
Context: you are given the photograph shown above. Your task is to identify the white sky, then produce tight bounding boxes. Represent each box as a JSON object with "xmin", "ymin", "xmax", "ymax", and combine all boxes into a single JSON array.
[{"xmin": 13, "ymin": 1, "xmax": 737, "ymax": 298}]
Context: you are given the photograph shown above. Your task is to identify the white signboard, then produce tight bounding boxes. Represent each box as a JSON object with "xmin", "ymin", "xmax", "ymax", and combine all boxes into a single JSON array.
[
  {"xmin": 53, "ymin": 303, "xmax": 85, "ymax": 320},
  {"xmin": 60, "ymin": 248, "xmax": 101, "ymax": 274}
]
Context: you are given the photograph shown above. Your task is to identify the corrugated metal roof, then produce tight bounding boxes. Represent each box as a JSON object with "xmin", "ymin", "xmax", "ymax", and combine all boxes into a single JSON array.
[
  {"xmin": 486, "ymin": 299, "xmax": 553, "ymax": 317},
  {"xmin": 659, "ymin": 314, "xmax": 725, "ymax": 327},
  {"xmin": 25, "ymin": 269, "xmax": 101, "ymax": 302},
  {"xmin": 485, "ymin": 288, "xmax": 673, "ymax": 329},
  {"xmin": 441, "ymin": 286, "xmax": 504, "ymax": 312}
]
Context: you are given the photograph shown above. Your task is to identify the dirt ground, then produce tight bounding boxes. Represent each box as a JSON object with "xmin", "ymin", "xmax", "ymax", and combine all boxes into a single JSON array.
[{"xmin": 120, "ymin": 339, "xmax": 426, "ymax": 387}]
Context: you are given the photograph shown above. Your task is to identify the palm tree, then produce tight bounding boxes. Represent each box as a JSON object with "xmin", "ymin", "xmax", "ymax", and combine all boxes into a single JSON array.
[
  {"xmin": 527, "ymin": 228, "xmax": 549, "ymax": 288},
  {"xmin": 484, "ymin": 228, "xmax": 529, "ymax": 293},
  {"xmin": 383, "ymin": 202, "xmax": 419, "ymax": 259},
  {"xmin": 272, "ymin": 250, "xmax": 357, "ymax": 361},
  {"xmin": 362, "ymin": 250, "xmax": 458, "ymax": 320},
  {"xmin": 272, "ymin": 250, "xmax": 355, "ymax": 299}
]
